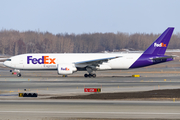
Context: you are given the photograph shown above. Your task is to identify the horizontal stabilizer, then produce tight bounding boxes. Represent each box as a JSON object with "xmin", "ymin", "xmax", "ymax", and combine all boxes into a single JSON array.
[{"xmin": 150, "ymin": 56, "xmax": 176, "ymax": 60}]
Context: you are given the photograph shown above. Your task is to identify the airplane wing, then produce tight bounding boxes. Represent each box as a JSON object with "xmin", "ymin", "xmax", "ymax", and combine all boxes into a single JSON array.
[{"xmin": 75, "ymin": 56, "xmax": 121, "ymax": 66}]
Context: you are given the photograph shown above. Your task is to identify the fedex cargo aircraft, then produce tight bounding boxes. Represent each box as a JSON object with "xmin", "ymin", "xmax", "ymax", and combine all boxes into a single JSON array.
[{"xmin": 3, "ymin": 27, "xmax": 175, "ymax": 77}]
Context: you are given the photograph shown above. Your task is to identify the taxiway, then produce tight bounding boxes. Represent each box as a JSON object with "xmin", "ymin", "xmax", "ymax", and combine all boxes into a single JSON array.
[{"xmin": 0, "ymin": 67, "xmax": 180, "ymax": 120}]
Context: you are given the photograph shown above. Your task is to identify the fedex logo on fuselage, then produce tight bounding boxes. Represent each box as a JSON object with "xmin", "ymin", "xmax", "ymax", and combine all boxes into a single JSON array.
[
  {"xmin": 27, "ymin": 56, "xmax": 56, "ymax": 64},
  {"xmin": 61, "ymin": 67, "xmax": 70, "ymax": 71},
  {"xmin": 154, "ymin": 43, "xmax": 166, "ymax": 47}
]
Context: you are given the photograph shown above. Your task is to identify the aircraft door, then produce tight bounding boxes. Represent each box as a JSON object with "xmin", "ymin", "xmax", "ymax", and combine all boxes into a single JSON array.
[
  {"xmin": 17, "ymin": 57, "xmax": 24, "ymax": 69},
  {"xmin": 19, "ymin": 57, "xmax": 23, "ymax": 64}
]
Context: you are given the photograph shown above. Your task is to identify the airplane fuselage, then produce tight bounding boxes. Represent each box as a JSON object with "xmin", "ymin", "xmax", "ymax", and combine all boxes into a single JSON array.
[{"xmin": 4, "ymin": 53, "xmax": 142, "ymax": 70}]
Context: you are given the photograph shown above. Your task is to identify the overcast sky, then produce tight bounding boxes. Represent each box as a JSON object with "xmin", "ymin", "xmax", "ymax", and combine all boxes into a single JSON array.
[{"xmin": 0, "ymin": 0, "xmax": 180, "ymax": 34}]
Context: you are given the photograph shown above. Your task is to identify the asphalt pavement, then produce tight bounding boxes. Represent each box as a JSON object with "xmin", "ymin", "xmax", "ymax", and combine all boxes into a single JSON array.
[{"xmin": 0, "ymin": 67, "xmax": 180, "ymax": 119}]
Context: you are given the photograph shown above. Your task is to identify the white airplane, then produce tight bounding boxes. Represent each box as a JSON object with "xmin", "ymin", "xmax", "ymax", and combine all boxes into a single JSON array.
[{"xmin": 3, "ymin": 27, "xmax": 175, "ymax": 77}]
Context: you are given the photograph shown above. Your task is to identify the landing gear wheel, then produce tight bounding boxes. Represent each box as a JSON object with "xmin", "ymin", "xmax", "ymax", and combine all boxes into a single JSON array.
[
  {"xmin": 84, "ymin": 73, "xmax": 96, "ymax": 78},
  {"xmin": 84, "ymin": 74, "xmax": 88, "ymax": 78},
  {"xmin": 89, "ymin": 74, "xmax": 92, "ymax": 78},
  {"xmin": 92, "ymin": 74, "xmax": 96, "ymax": 78},
  {"xmin": 17, "ymin": 73, "xmax": 21, "ymax": 77}
]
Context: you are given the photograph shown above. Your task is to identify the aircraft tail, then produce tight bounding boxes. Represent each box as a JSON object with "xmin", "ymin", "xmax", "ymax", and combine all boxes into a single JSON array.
[{"xmin": 143, "ymin": 27, "xmax": 174, "ymax": 55}]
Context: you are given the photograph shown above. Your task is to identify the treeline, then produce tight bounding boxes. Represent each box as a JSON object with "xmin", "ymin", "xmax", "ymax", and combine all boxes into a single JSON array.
[{"xmin": 0, "ymin": 29, "xmax": 180, "ymax": 55}]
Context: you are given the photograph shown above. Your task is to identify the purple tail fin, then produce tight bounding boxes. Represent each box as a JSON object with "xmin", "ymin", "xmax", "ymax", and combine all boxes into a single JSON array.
[{"xmin": 143, "ymin": 27, "xmax": 174, "ymax": 55}]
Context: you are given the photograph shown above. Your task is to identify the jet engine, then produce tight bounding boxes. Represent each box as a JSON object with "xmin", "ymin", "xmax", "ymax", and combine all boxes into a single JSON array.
[{"xmin": 57, "ymin": 63, "xmax": 77, "ymax": 75}]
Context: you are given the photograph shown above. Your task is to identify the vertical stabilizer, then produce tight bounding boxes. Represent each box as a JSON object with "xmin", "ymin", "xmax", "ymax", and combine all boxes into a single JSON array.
[{"xmin": 143, "ymin": 27, "xmax": 174, "ymax": 55}]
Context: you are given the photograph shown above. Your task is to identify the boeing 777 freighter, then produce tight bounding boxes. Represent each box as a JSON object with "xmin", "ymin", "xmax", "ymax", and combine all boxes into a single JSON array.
[{"xmin": 3, "ymin": 27, "xmax": 175, "ymax": 77}]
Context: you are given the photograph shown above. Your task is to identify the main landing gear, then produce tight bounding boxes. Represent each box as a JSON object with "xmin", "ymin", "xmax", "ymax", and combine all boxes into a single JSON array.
[
  {"xmin": 84, "ymin": 73, "xmax": 96, "ymax": 78},
  {"xmin": 84, "ymin": 67, "xmax": 97, "ymax": 78}
]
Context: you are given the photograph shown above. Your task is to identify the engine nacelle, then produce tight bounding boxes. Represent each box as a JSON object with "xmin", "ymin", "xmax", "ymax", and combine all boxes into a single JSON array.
[{"xmin": 57, "ymin": 63, "xmax": 77, "ymax": 75}]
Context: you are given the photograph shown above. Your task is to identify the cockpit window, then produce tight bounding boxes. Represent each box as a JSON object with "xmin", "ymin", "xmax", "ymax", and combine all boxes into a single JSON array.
[{"xmin": 6, "ymin": 59, "xmax": 11, "ymax": 61}]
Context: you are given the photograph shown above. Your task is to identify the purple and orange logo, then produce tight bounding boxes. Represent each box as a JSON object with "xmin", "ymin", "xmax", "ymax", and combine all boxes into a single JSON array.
[
  {"xmin": 27, "ymin": 56, "xmax": 56, "ymax": 64},
  {"xmin": 154, "ymin": 43, "xmax": 166, "ymax": 47},
  {"xmin": 61, "ymin": 67, "xmax": 70, "ymax": 71}
]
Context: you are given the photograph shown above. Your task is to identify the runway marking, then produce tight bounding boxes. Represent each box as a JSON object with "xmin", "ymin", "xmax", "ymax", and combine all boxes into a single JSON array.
[{"xmin": 0, "ymin": 111, "xmax": 180, "ymax": 115}]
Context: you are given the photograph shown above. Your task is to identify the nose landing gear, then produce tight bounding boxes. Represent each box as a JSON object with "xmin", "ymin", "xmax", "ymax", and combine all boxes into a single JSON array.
[
  {"xmin": 17, "ymin": 73, "xmax": 21, "ymax": 77},
  {"xmin": 10, "ymin": 69, "xmax": 22, "ymax": 77}
]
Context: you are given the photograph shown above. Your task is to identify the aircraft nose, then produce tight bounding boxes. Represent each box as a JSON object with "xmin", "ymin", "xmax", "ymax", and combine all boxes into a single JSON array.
[
  {"xmin": 3, "ymin": 61, "xmax": 7, "ymax": 66},
  {"xmin": 3, "ymin": 61, "xmax": 9, "ymax": 67}
]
